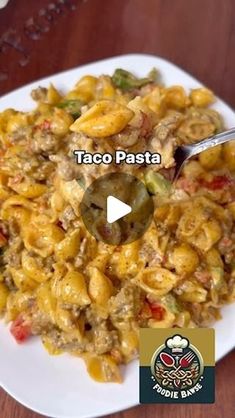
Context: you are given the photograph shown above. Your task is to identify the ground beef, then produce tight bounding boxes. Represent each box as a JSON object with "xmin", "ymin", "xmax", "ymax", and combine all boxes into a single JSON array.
[
  {"xmin": 85, "ymin": 306, "xmax": 107, "ymax": 327},
  {"xmin": 111, "ymin": 127, "xmax": 139, "ymax": 147},
  {"xmin": 3, "ymin": 271, "xmax": 16, "ymax": 291},
  {"xmin": 87, "ymin": 328, "xmax": 119, "ymax": 355},
  {"xmin": 45, "ymin": 329, "xmax": 87, "ymax": 352},
  {"xmin": 56, "ymin": 157, "xmax": 78, "ymax": 181},
  {"xmin": 11, "ymin": 127, "xmax": 30, "ymax": 142},
  {"xmin": 31, "ymin": 87, "xmax": 48, "ymax": 102},
  {"xmin": 139, "ymin": 242, "xmax": 163, "ymax": 266},
  {"xmin": 4, "ymin": 145, "xmax": 54, "ymax": 181},
  {"xmin": 59, "ymin": 205, "xmax": 76, "ymax": 230},
  {"xmin": 109, "ymin": 283, "xmax": 143, "ymax": 328},
  {"xmin": 31, "ymin": 310, "xmax": 54, "ymax": 335},
  {"xmin": 0, "ymin": 221, "xmax": 8, "ymax": 237},
  {"xmin": 7, "ymin": 219, "xmax": 20, "ymax": 237},
  {"xmin": 32, "ymin": 160, "xmax": 55, "ymax": 182},
  {"xmin": 3, "ymin": 236, "xmax": 23, "ymax": 268},
  {"xmin": 32, "ymin": 131, "xmax": 60, "ymax": 154}
]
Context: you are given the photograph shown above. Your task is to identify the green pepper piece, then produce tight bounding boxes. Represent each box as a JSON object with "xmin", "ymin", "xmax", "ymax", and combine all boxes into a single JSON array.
[
  {"xmin": 76, "ymin": 177, "xmax": 86, "ymax": 190},
  {"xmin": 57, "ymin": 100, "xmax": 83, "ymax": 119},
  {"xmin": 112, "ymin": 68, "xmax": 157, "ymax": 91},
  {"xmin": 161, "ymin": 294, "xmax": 181, "ymax": 314},
  {"xmin": 145, "ymin": 171, "xmax": 172, "ymax": 196},
  {"xmin": 210, "ymin": 266, "xmax": 225, "ymax": 290}
]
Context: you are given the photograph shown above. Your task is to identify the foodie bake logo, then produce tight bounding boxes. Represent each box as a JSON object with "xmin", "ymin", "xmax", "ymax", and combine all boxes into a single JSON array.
[
  {"xmin": 140, "ymin": 328, "xmax": 215, "ymax": 403},
  {"xmin": 151, "ymin": 335, "xmax": 203, "ymax": 394}
]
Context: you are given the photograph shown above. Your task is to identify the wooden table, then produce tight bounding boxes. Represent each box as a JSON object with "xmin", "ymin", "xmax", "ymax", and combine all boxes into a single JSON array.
[{"xmin": 0, "ymin": 0, "xmax": 235, "ymax": 417}]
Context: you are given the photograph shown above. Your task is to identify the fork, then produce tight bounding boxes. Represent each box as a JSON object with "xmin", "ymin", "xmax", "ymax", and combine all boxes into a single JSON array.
[
  {"xmin": 179, "ymin": 351, "xmax": 195, "ymax": 368},
  {"xmin": 173, "ymin": 127, "xmax": 235, "ymax": 181},
  {"xmin": 169, "ymin": 351, "xmax": 196, "ymax": 377}
]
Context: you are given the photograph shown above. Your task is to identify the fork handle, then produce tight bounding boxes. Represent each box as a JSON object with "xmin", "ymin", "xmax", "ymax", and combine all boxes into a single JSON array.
[{"xmin": 188, "ymin": 127, "xmax": 235, "ymax": 157}]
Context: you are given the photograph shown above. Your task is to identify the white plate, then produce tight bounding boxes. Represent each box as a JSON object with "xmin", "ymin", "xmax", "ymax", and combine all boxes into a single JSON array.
[
  {"xmin": 0, "ymin": 54, "xmax": 235, "ymax": 418},
  {"xmin": 0, "ymin": 0, "xmax": 10, "ymax": 9}
]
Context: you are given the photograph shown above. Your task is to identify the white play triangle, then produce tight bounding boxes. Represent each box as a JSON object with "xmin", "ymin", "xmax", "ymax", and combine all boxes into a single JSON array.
[{"xmin": 107, "ymin": 195, "xmax": 132, "ymax": 224}]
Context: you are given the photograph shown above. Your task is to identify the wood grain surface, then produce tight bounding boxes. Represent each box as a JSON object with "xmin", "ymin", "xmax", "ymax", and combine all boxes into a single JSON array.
[{"xmin": 0, "ymin": 0, "xmax": 235, "ymax": 417}]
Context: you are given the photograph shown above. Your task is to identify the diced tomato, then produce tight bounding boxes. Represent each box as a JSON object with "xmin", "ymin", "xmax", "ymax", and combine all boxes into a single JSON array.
[
  {"xmin": 42, "ymin": 120, "xmax": 51, "ymax": 130},
  {"xmin": 139, "ymin": 300, "xmax": 166, "ymax": 321},
  {"xmin": 159, "ymin": 167, "xmax": 175, "ymax": 182},
  {"xmin": 0, "ymin": 231, "xmax": 7, "ymax": 247},
  {"xmin": 4, "ymin": 142, "xmax": 13, "ymax": 149},
  {"xmin": 10, "ymin": 315, "xmax": 32, "ymax": 344},
  {"xmin": 194, "ymin": 271, "xmax": 211, "ymax": 284},
  {"xmin": 56, "ymin": 220, "xmax": 65, "ymax": 231},
  {"xmin": 199, "ymin": 175, "xmax": 232, "ymax": 190},
  {"xmin": 34, "ymin": 119, "xmax": 51, "ymax": 131},
  {"xmin": 148, "ymin": 302, "xmax": 166, "ymax": 321},
  {"xmin": 219, "ymin": 237, "xmax": 233, "ymax": 248},
  {"xmin": 176, "ymin": 178, "xmax": 198, "ymax": 194},
  {"xmin": 140, "ymin": 111, "xmax": 152, "ymax": 137},
  {"xmin": 10, "ymin": 173, "xmax": 24, "ymax": 185},
  {"xmin": 98, "ymin": 224, "xmax": 113, "ymax": 239}
]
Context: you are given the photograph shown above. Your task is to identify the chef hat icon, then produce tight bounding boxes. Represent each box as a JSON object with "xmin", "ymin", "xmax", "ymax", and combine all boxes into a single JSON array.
[{"xmin": 166, "ymin": 335, "xmax": 189, "ymax": 353}]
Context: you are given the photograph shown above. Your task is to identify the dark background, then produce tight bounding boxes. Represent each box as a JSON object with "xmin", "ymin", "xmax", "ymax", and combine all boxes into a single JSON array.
[{"xmin": 0, "ymin": 0, "xmax": 235, "ymax": 417}]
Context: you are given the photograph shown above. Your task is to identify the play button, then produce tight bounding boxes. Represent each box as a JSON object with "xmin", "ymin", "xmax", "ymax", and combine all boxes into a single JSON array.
[
  {"xmin": 80, "ymin": 172, "xmax": 154, "ymax": 245},
  {"xmin": 107, "ymin": 196, "xmax": 132, "ymax": 223}
]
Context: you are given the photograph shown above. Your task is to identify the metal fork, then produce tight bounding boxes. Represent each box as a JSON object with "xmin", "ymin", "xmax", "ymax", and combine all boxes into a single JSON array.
[{"xmin": 173, "ymin": 127, "xmax": 235, "ymax": 181}]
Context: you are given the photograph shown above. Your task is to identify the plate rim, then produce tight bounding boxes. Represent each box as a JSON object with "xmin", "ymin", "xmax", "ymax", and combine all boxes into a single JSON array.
[{"xmin": 0, "ymin": 52, "xmax": 234, "ymax": 116}]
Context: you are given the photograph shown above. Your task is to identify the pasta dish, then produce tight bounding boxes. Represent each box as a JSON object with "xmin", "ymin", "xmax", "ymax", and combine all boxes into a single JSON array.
[{"xmin": 0, "ymin": 68, "xmax": 234, "ymax": 383}]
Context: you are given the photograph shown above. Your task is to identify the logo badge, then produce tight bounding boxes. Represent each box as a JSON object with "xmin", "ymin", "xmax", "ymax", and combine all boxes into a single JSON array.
[
  {"xmin": 151, "ymin": 334, "xmax": 203, "ymax": 391},
  {"xmin": 140, "ymin": 328, "xmax": 215, "ymax": 403}
]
